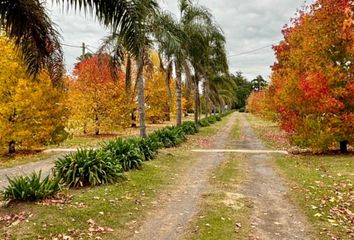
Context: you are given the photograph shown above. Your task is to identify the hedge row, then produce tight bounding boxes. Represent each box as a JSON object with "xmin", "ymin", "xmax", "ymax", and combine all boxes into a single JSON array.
[{"xmin": 2, "ymin": 112, "xmax": 232, "ymax": 201}]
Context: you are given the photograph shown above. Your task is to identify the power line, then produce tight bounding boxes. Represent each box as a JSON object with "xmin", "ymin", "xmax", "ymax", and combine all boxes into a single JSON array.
[
  {"xmin": 228, "ymin": 43, "xmax": 277, "ymax": 58},
  {"xmin": 62, "ymin": 43, "xmax": 98, "ymax": 50},
  {"xmin": 85, "ymin": 46, "xmax": 96, "ymax": 54},
  {"xmin": 62, "ymin": 43, "xmax": 82, "ymax": 49}
]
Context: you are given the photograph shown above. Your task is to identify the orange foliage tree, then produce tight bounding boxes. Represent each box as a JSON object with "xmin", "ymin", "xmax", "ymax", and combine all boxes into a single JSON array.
[
  {"xmin": 68, "ymin": 54, "xmax": 132, "ymax": 135},
  {"xmin": 246, "ymin": 90, "xmax": 270, "ymax": 117},
  {"xmin": 269, "ymin": 0, "xmax": 354, "ymax": 152}
]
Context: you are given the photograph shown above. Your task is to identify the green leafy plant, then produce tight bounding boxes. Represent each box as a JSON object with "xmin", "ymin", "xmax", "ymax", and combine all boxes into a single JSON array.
[
  {"xmin": 137, "ymin": 135, "xmax": 161, "ymax": 161},
  {"xmin": 3, "ymin": 171, "xmax": 60, "ymax": 201},
  {"xmin": 102, "ymin": 138, "xmax": 144, "ymax": 171},
  {"xmin": 215, "ymin": 115, "xmax": 222, "ymax": 121},
  {"xmin": 207, "ymin": 116, "xmax": 217, "ymax": 124},
  {"xmin": 181, "ymin": 121, "xmax": 199, "ymax": 135},
  {"xmin": 54, "ymin": 149, "xmax": 124, "ymax": 188},
  {"xmin": 198, "ymin": 119, "xmax": 210, "ymax": 127},
  {"xmin": 151, "ymin": 126, "xmax": 186, "ymax": 148}
]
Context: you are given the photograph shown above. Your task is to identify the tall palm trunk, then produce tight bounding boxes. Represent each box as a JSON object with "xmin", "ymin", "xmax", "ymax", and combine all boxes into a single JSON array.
[
  {"xmin": 125, "ymin": 55, "xmax": 132, "ymax": 95},
  {"xmin": 136, "ymin": 52, "xmax": 146, "ymax": 137},
  {"xmin": 164, "ymin": 60, "xmax": 173, "ymax": 121},
  {"xmin": 204, "ymin": 81, "xmax": 210, "ymax": 118},
  {"xmin": 194, "ymin": 75, "xmax": 200, "ymax": 123},
  {"xmin": 176, "ymin": 65, "xmax": 182, "ymax": 126}
]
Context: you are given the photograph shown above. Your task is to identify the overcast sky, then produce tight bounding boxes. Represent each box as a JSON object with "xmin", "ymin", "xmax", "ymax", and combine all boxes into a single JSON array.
[{"xmin": 47, "ymin": 0, "xmax": 309, "ymax": 80}]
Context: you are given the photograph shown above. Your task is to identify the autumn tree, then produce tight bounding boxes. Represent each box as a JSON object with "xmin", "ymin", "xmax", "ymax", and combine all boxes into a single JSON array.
[
  {"xmin": 246, "ymin": 90, "xmax": 275, "ymax": 119},
  {"xmin": 0, "ymin": 36, "xmax": 68, "ymax": 154},
  {"xmin": 68, "ymin": 54, "xmax": 131, "ymax": 135},
  {"xmin": 269, "ymin": 0, "xmax": 354, "ymax": 153},
  {"xmin": 145, "ymin": 51, "xmax": 176, "ymax": 123}
]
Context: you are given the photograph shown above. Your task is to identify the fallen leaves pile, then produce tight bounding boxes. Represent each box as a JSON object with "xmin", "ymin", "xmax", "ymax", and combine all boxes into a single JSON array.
[
  {"xmin": 38, "ymin": 194, "xmax": 73, "ymax": 207},
  {"xmin": 0, "ymin": 211, "xmax": 31, "ymax": 226},
  {"xmin": 87, "ymin": 218, "xmax": 113, "ymax": 235}
]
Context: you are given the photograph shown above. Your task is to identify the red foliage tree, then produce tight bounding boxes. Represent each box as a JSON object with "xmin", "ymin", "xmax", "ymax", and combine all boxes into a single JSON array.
[{"xmin": 269, "ymin": 0, "xmax": 354, "ymax": 152}]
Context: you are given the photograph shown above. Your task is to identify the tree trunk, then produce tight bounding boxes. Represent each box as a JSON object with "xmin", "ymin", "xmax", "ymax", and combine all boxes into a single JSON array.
[
  {"xmin": 194, "ymin": 78, "xmax": 199, "ymax": 123},
  {"xmin": 176, "ymin": 66, "xmax": 182, "ymax": 126},
  {"xmin": 8, "ymin": 140, "xmax": 16, "ymax": 154},
  {"xmin": 340, "ymin": 140, "xmax": 348, "ymax": 153},
  {"xmin": 95, "ymin": 114, "xmax": 100, "ymax": 135},
  {"xmin": 125, "ymin": 55, "xmax": 132, "ymax": 95},
  {"xmin": 83, "ymin": 123, "xmax": 87, "ymax": 134},
  {"xmin": 205, "ymin": 81, "xmax": 209, "ymax": 118},
  {"xmin": 164, "ymin": 60, "xmax": 173, "ymax": 121},
  {"xmin": 136, "ymin": 53, "xmax": 147, "ymax": 137}
]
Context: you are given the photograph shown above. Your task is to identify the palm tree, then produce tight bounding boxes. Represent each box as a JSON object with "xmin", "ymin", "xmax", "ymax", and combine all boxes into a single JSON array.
[
  {"xmin": 200, "ymin": 24, "xmax": 229, "ymax": 116},
  {"xmin": 209, "ymin": 74, "xmax": 236, "ymax": 113},
  {"xmin": 0, "ymin": 0, "xmax": 140, "ymax": 85},
  {"xmin": 100, "ymin": 0, "xmax": 162, "ymax": 137},
  {"xmin": 154, "ymin": 10, "xmax": 185, "ymax": 125},
  {"xmin": 186, "ymin": 22, "xmax": 228, "ymax": 121},
  {"xmin": 251, "ymin": 75, "xmax": 268, "ymax": 91},
  {"xmin": 157, "ymin": 0, "xmax": 219, "ymax": 124}
]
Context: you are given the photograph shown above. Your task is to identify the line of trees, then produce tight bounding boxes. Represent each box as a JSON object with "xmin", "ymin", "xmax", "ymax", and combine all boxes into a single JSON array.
[{"xmin": 0, "ymin": 0, "xmax": 239, "ymax": 153}]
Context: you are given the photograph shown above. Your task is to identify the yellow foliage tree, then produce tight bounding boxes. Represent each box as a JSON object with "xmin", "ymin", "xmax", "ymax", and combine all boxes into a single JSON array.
[
  {"xmin": 0, "ymin": 36, "xmax": 68, "ymax": 154},
  {"xmin": 67, "ymin": 54, "xmax": 132, "ymax": 135},
  {"xmin": 145, "ymin": 51, "xmax": 176, "ymax": 123}
]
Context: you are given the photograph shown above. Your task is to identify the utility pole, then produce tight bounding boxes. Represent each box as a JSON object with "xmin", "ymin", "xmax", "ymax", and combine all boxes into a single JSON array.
[{"xmin": 82, "ymin": 42, "xmax": 86, "ymax": 58}]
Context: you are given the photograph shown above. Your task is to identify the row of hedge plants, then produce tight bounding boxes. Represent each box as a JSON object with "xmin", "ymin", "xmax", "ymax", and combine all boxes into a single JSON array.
[{"xmin": 2, "ymin": 112, "xmax": 233, "ymax": 202}]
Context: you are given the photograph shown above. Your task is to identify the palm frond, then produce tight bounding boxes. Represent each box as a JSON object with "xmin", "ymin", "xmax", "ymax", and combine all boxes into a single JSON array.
[{"xmin": 0, "ymin": 0, "xmax": 64, "ymax": 86}]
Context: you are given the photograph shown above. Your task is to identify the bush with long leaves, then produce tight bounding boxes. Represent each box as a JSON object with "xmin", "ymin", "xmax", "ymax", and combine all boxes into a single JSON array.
[
  {"xmin": 198, "ymin": 119, "xmax": 210, "ymax": 127},
  {"xmin": 54, "ymin": 149, "xmax": 124, "ymax": 188},
  {"xmin": 137, "ymin": 135, "xmax": 161, "ymax": 161},
  {"xmin": 207, "ymin": 116, "xmax": 217, "ymax": 124},
  {"xmin": 180, "ymin": 121, "xmax": 199, "ymax": 135},
  {"xmin": 151, "ymin": 126, "xmax": 186, "ymax": 148},
  {"xmin": 102, "ymin": 138, "xmax": 145, "ymax": 171},
  {"xmin": 3, "ymin": 171, "xmax": 60, "ymax": 201}
]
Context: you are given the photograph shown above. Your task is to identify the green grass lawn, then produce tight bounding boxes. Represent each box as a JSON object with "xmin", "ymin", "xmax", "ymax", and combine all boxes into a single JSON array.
[
  {"xmin": 275, "ymin": 155, "xmax": 354, "ymax": 240},
  {"xmin": 0, "ymin": 116, "xmax": 230, "ymax": 240},
  {"xmin": 246, "ymin": 114, "xmax": 290, "ymax": 150},
  {"xmin": 247, "ymin": 113, "xmax": 354, "ymax": 239}
]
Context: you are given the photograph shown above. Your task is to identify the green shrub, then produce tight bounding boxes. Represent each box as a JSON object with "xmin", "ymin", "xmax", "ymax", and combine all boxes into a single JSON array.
[
  {"xmin": 215, "ymin": 115, "xmax": 222, "ymax": 121},
  {"xmin": 137, "ymin": 135, "xmax": 161, "ymax": 161},
  {"xmin": 151, "ymin": 126, "xmax": 186, "ymax": 148},
  {"xmin": 198, "ymin": 119, "xmax": 210, "ymax": 127},
  {"xmin": 180, "ymin": 121, "xmax": 199, "ymax": 135},
  {"xmin": 3, "ymin": 171, "xmax": 60, "ymax": 201},
  {"xmin": 54, "ymin": 149, "xmax": 124, "ymax": 188},
  {"xmin": 102, "ymin": 138, "xmax": 144, "ymax": 171},
  {"xmin": 238, "ymin": 107, "xmax": 245, "ymax": 113},
  {"xmin": 207, "ymin": 116, "xmax": 217, "ymax": 124}
]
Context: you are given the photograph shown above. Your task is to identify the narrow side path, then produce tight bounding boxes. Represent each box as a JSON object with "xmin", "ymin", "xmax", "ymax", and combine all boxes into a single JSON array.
[
  {"xmin": 130, "ymin": 114, "xmax": 238, "ymax": 240},
  {"xmin": 0, "ymin": 152, "xmax": 68, "ymax": 189},
  {"xmin": 238, "ymin": 114, "xmax": 312, "ymax": 240}
]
